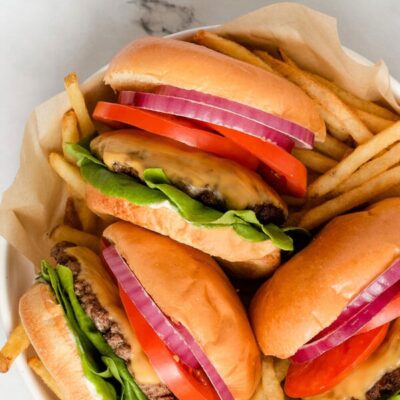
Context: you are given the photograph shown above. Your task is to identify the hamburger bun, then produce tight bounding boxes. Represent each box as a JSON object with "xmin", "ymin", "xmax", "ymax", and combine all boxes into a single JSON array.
[
  {"xmin": 104, "ymin": 37, "xmax": 326, "ymax": 141},
  {"xmin": 86, "ymin": 184, "xmax": 281, "ymax": 278},
  {"xmin": 103, "ymin": 221, "xmax": 262, "ymax": 400},
  {"xmin": 19, "ymin": 284, "xmax": 95, "ymax": 400},
  {"xmin": 250, "ymin": 198, "xmax": 400, "ymax": 359}
]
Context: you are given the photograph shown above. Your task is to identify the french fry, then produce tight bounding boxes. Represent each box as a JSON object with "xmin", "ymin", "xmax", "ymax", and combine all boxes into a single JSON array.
[
  {"xmin": 48, "ymin": 153, "xmax": 86, "ymax": 199},
  {"xmin": 282, "ymin": 195, "xmax": 307, "ymax": 208},
  {"xmin": 249, "ymin": 382, "xmax": 265, "ymax": 400},
  {"xmin": 317, "ymin": 105, "xmax": 351, "ymax": 142},
  {"xmin": 73, "ymin": 198, "xmax": 98, "ymax": 233},
  {"xmin": 50, "ymin": 225, "xmax": 99, "ymax": 253},
  {"xmin": 332, "ymin": 142, "xmax": 400, "ymax": 195},
  {"xmin": 192, "ymin": 30, "xmax": 274, "ymax": 73},
  {"xmin": 314, "ymin": 133, "xmax": 352, "ymax": 161},
  {"xmin": 0, "ymin": 324, "xmax": 30, "ymax": 373},
  {"xmin": 355, "ymin": 108, "xmax": 395, "ymax": 134},
  {"xmin": 254, "ymin": 50, "xmax": 373, "ymax": 144},
  {"xmin": 309, "ymin": 73, "xmax": 399, "ymax": 121},
  {"xmin": 371, "ymin": 185, "xmax": 400, "ymax": 203},
  {"xmin": 300, "ymin": 165, "xmax": 400, "ymax": 229},
  {"xmin": 308, "ymin": 121, "xmax": 400, "ymax": 198},
  {"xmin": 64, "ymin": 72, "xmax": 95, "ymax": 137},
  {"xmin": 292, "ymin": 148, "xmax": 337, "ymax": 174},
  {"xmin": 261, "ymin": 357, "xmax": 285, "ymax": 400},
  {"xmin": 61, "ymin": 111, "xmax": 80, "ymax": 163},
  {"xmin": 28, "ymin": 357, "xmax": 63, "ymax": 399},
  {"xmin": 274, "ymin": 358, "xmax": 290, "ymax": 382}
]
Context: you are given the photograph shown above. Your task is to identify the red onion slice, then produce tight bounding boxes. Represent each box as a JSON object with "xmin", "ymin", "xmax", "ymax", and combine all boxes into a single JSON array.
[
  {"xmin": 102, "ymin": 245, "xmax": 234, "ymax": 400},
  {"xmin": 102, "ymin": 245, "xmax": 199, "ymax": 369},
  {"xmin": 118, "ymin": 91, "xmax": 295, "ymax": 152},
  {"xmin": 155, "ymin": 85, "xmax": 315, "ymax": 149},
  {"xmin": 292, "ymin": 258, "xmax": 400, "ymax": 363}
]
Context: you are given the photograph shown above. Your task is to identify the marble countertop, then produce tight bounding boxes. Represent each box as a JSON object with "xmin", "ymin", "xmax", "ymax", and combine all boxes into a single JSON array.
[{"xmin": 1, "ymin": 0, "xmax": 400, "ymax": 398}]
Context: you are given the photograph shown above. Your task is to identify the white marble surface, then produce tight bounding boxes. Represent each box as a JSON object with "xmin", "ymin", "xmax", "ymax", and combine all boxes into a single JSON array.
[{"xmin": 1, "ymin": 0, "xmax": 400, "ymax": 398}]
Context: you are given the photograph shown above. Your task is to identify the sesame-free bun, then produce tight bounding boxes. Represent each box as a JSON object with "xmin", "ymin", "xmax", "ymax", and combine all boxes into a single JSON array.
[
  {"xmin": 103, "ymin": 221, "xmax": 262, "ymax": 400},
  {"xmin": 19, "ymin": 284, "xmax": 95, "ymax": 400},
  {"xmin": 104, "ymin": 37, "xmax": 325, "ymax": 141},
  {"xmin": 86, "ymin": 184, "xmax": 281, "ymax": 278},
  {"xmin": 250, "ymin": 198, "xmax": 400, "ymax": 359}
]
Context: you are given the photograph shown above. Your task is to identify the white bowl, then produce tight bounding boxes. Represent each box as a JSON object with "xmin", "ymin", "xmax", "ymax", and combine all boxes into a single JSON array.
[{"xmin": 1, "ymin": 25, "xmax": 400, "ymax": 400}]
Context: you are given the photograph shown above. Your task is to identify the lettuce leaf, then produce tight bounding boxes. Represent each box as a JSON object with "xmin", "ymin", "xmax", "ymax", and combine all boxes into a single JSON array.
[
  {"xmin": 66, "ymin": 143, "xmax": 295, "ymax": 250},
  {"xmin": 40, "ymin": 261, "xmax": 147, "ymax": 400}
]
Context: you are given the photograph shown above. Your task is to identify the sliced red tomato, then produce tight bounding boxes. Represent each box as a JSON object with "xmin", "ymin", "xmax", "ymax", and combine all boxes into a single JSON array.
[
  {"xmin": 359, "ymin": 293, "xmax": 400, "ymax": 334},
  {"xmin": 119, "ymin": 287, "xmax": 219, "ymax": 400},
  {"xmin": 203, "ymin": 123, "xmax": 307, "ymax": 197},
  {"xmin": 284, "ymin": 323, "xmax": 389, "ymax": 398},
  {"xmin": 93, "ymin": 102, "xmax": 259, "ymax": 171}
]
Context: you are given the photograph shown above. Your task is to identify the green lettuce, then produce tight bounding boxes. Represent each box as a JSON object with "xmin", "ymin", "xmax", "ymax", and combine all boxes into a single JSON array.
[
  {"xmin": 40, "ymin": 261, "xmax": 147, "ymax": 400},
  {"xmin": 66, "ymin": 143, "xmax": 301, "ymax": 250}
]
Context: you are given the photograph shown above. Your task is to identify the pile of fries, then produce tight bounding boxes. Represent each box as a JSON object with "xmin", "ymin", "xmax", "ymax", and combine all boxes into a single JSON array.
[
  {"xmin": 194, "ymin": 30, "xmax": 400, "ymax": 231},
  {"xmin": 2, "ymin": 31, "xmax": 400, "ymax": 399}
]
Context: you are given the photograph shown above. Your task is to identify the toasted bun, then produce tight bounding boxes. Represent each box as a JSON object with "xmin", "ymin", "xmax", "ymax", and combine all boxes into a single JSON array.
[
  {"xmin": 251, "ymin": 198, "xmax": 400, "ymax": 358},
  {"xmin": 103, "ymin": 222, "xmax": 261, "ymax": 400},
  {"xmin": 19, "ymin": 284, "xmax": 95, "ymax": 400},
  {"xmin": 86, "ymin": 185, "xmax": 280, "ymax": 278},
  {"xmin": 105, "ymin": 37, "xmax": 325, "ymax": 141}
]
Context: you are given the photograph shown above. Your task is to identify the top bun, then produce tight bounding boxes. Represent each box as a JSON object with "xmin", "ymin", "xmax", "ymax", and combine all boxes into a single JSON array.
[
  {"xmin": 105, "ymin": 36, "xmax": 325, "ymax": 141},
  {"xmin": 103, "ymin": 221, "xmax": 261, "ymax": 400},
  {"xmin": 250, "ymin": 198, "xmax": 400, "ymax": 359}
]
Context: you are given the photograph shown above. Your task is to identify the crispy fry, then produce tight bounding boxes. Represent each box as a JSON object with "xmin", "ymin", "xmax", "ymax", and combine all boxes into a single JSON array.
[
  {"xmin": 308, "ymin": 121, "xmax": 400, "ymax": 198},
  {"xmin": 48, "ymin": 153, "xmax": 86, "ymax": 199},
  {"xmin": 192, "ymin": 30, "xmax": 274, "ymax": 73},
  {"xmin": 274, "ymin": 358, "xmax": 290, "ymax": 382},
  {"xmin": 261, "ymin": 356, "xmax": 285, "ymax": 400},
  {"xmin": 300, "ymin": 165, "xmax": 400, "ymax": 229},
  {"xmin": 64, "ymin": 72, "xmax": 95, "ymax": 137},
  {"xmin": 73, "ymin": 198, "xmax": 98, "ymax": 233},
  {"xmin": 50, "ymin": 225, "xmax": 99, "ymax": 252},
  {"xmin": 371, "ymin": 185, "xmax": 400, "ymax": 203},
  {"xmin": 255, "ymin": 50, "xmax": 373, "ymax": 144},
  {"xmin": 61, "ymin": 111, "xmax": 80, "ymax": 163},
  {"xmin": 317, "ymin": 105, "xmax": 351, "ymax": 142},
  {"xmin": 28, "ymin": 357, "xmax": 63, "ymax": 399},
  {"xmin": 292, "ymin": 148, "xmax": 337, "ymax": 174},
  {"xmin": 314, "ymin": 133, "xmax": 352, "ymax": 160},
  {"xmin": 0, "ymin": 324, "xmax": 30, "ymax": 373},
  {"xmin": 309, "ymin": 73, "xmax": 399, "ymax": 121},
  {"xmin": 355, "ymin": 109, "xmax": 395, "ymax": 134},
  {"xmin": 333, "ymin": 142, "xmax": 400, "ymax": 195}
]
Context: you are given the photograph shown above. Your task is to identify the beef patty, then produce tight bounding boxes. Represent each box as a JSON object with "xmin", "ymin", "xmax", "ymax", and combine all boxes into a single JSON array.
[
  {"xmin": 366, "ymin": 367, "xmax": 400, "ymax": 400},
  {"xmin": 112, "ymin": 161, "xmax": 286, "ymax": 226},
  {"xmin": 51, "ymin": 242, "xmax": 176, "ymax": 400}
]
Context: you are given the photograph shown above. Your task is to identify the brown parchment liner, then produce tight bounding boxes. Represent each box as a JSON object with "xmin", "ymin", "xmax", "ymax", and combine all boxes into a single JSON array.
[{"xmin": 1, "ymin": 2, "xmax": 399, "ymax": 268}]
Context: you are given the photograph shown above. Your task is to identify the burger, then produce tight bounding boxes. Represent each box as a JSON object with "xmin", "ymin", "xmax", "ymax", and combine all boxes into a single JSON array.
[
  {"xmin": 250, "ymin": 198, "xmax": 400, "ymax": 400},
  {"xmin": 66, "ymin": 35, "xmax": 326, "ymax": 279},
  {"xmin": 20, "ymin": 222, "xmax": 261, "ymax": 400}
]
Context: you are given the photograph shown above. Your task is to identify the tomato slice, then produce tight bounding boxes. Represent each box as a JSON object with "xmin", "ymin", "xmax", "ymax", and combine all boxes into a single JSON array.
[
  {"xmin": 93, "ymin": 102, "xmax": 259, "ymax": 171},
  {"xmin": 203, "ymin": 123, "xmax": 307, "ymax": 197},
  {"xmin": 359, "ymin": 293, "xmax": 400, "ymax": 334},
  {"xmin": 119, "ymin": 287, "xmax": 219, "ymax": 400},
  {"xmin": 284, "ymin": 323, "xmax": 389, "ymax": 398}
]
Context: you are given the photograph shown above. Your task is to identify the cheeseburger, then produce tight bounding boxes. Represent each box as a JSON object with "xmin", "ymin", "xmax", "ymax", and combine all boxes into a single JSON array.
[
  {"xmin": 250, "ymin": 198, "xmax": 400, "ymax": 400},
  {"xmin": 66, "ymin": 36, "xmax": 326, "ymax": 279},
  {"xmin": 19, "ymin": 222, "xmax": 261, "ymax": 400}
]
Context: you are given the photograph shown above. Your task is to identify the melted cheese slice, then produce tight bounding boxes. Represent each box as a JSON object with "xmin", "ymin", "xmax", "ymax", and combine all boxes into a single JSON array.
[
  {"xmin": 308, "ymin": 319, "xmax": 400, "ymax": 400},
  {"xmin": 91, "ymin": 130, "xmax": 285, "ymax": 213},
  {"xmin": 65, "ymin": 246, "xmax": 160, "ymax": 385}
]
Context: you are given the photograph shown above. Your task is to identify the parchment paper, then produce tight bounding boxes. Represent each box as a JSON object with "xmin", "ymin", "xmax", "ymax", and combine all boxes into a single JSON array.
[{"xmin": 1, "ymin": 2, "xmax": 399, "ymax": 268}]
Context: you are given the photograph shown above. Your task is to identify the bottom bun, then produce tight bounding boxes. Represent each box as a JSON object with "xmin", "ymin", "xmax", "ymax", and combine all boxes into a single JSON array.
[
  {"xmin": 19, "ymin": 284, "xmax": 96, "ymax": 400},
  {"xmin": 86, "ymin": 185, "xmax": 280, "ymax": 278}
]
